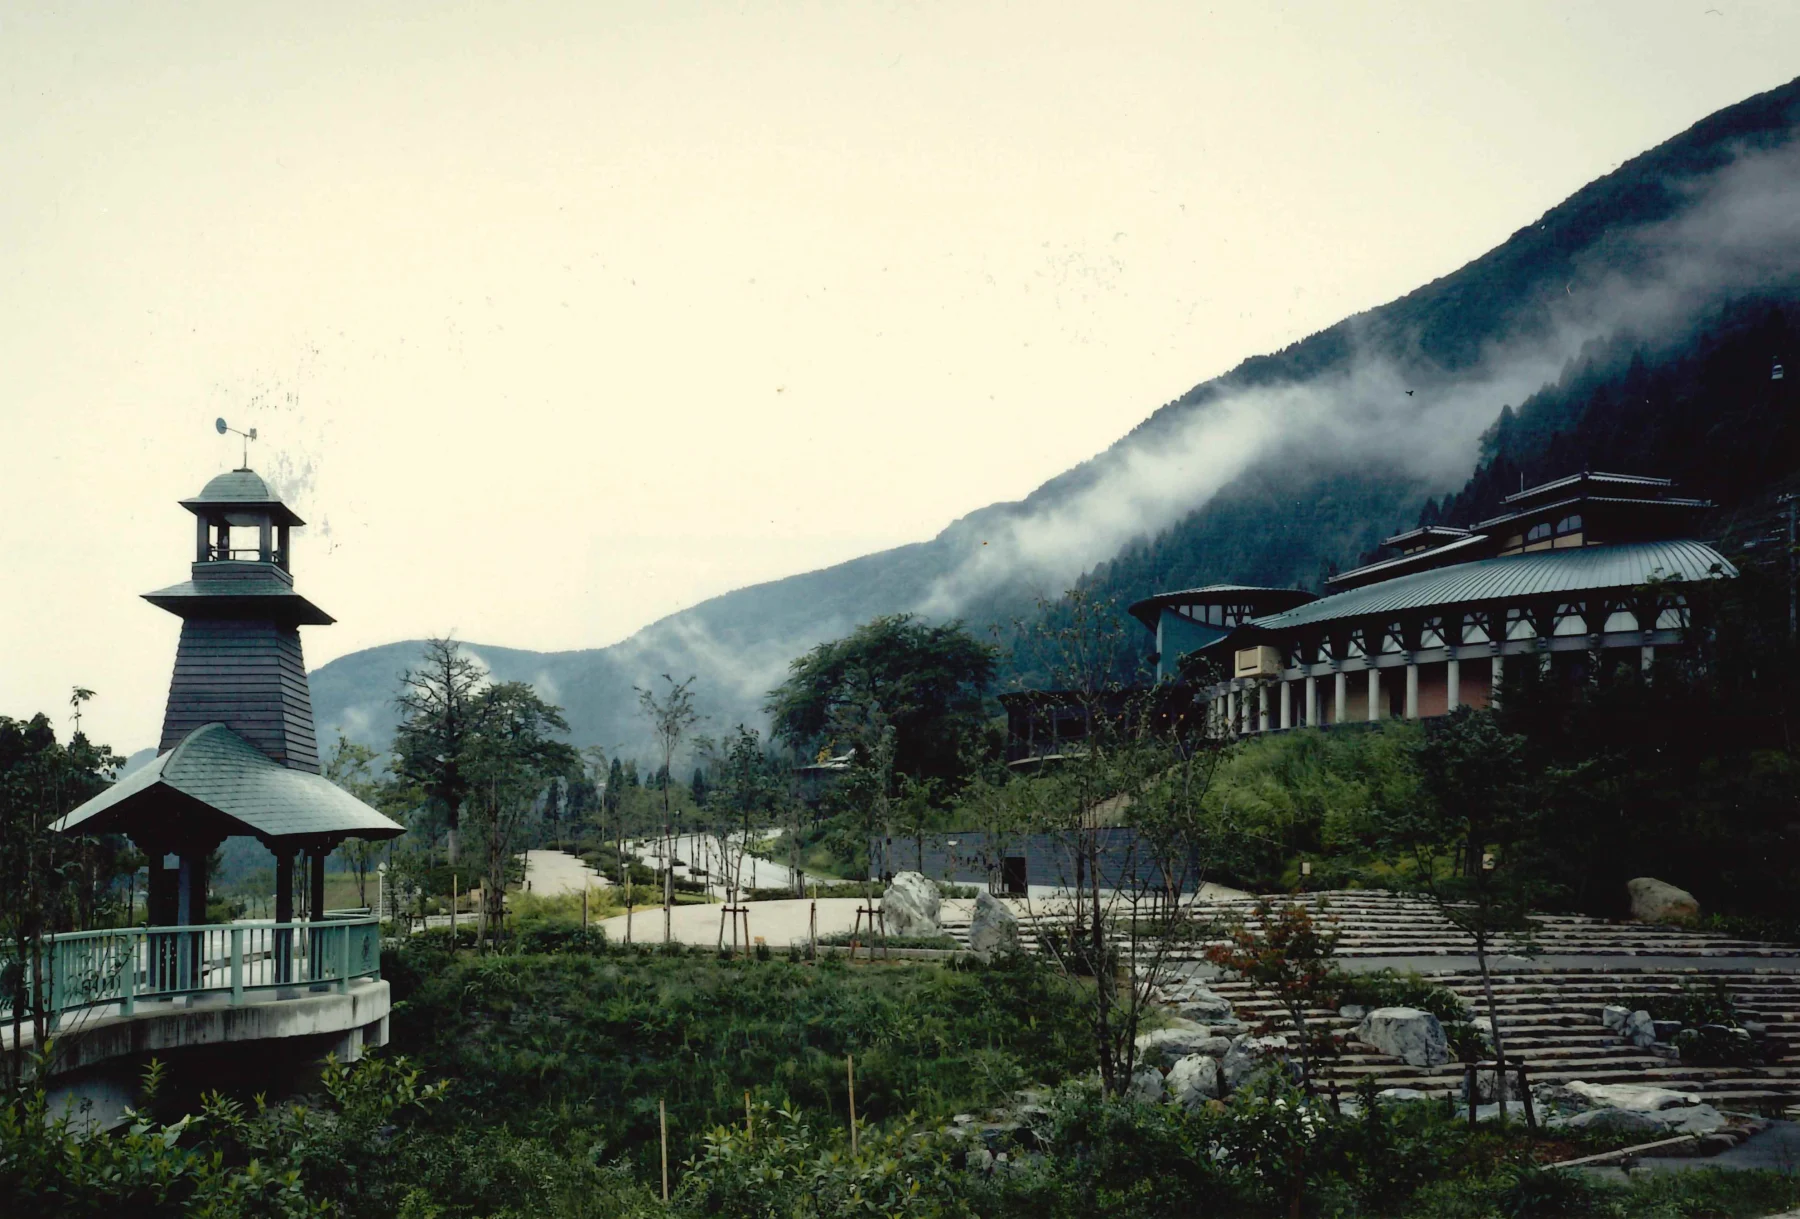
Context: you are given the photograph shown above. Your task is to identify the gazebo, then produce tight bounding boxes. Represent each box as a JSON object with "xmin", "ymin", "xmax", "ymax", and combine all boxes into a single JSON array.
[{"xmin": 56, "ymin": 466, "xmax": 403, "ymax": 982}]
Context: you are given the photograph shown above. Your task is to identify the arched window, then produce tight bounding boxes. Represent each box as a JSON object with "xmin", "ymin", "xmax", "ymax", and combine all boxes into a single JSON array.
[
  {"xmin": 1555, "ymin": 513, "xmax": 1582, "ymax": 535},
  {"xmin": 1526, "ymin": 522, "xmax": 1552, "ymax": 545}
]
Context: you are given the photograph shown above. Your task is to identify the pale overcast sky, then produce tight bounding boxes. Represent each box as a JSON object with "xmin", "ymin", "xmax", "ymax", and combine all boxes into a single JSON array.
[{"xmin": 4, "ymin": 1, "xmax": 1799, "ymax": 752}]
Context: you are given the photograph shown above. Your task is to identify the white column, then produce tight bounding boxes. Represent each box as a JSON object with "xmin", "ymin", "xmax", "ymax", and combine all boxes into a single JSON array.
[
  {"xmin": 1446, "ymin": 657, "xmax": 1461, "ymax": 710},
  {"xmin": 1258, "ymin": 683, "xmax": 1270, "ymax": 732},
  {"xmin": 1404, "ymin": 660, "xmax": 1419, "ymax": 719},
  {"xmin": 1279, "ymin": 680, "xmax": 1292, "ymax": 730},
  {"xmin": 1368, "ymin": 668, "xmax": 1381, "ymax": 722},
  {"xmin": 1490, "ymin": 650, "xmax": 1503, "ymax": 709},
  {"xmin": 1305, "ymin": 675, "xmax": 1318, "ymax": 726},
  {"xmin": 1227, "ymin": 686, "xmax": 1238, "ymax": 736},
  {"xmin": 1334, "ymin": 670, "xmax": 1347, "ymax": 724},
  {"xmin": 1641, "ymin": 645, "xmax": 1655, "ymax": 673}
]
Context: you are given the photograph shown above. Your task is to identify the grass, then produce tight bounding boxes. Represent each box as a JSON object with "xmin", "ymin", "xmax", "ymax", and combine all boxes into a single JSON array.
[{"xmin": 382, "ymin": 940, "xmax": 1094, "ymax": 1176}]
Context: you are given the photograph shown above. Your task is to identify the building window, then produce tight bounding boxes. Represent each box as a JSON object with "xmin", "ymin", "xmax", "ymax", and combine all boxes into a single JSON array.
[
  {"xmin": 1555, "ymin": 513, "xmax": 1582, "ymax": 535},
  {"xmin": 1524, "ymin": 522, "xmax": 1553, "ymax": 550}
]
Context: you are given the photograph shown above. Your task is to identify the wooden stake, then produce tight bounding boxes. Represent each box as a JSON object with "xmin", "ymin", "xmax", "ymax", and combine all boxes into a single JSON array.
[
  {"xmin": 745, "ymin": 1089, "xmax": 753, "ymax": 1143},
  {"xmin": 660, "ymin": 1098, "xmax": 669, "ymax": 1202},
  {"xmin": 582, "ymin": 888, "xmax": 588, "ymax": 930},
  {"xmin": 451, "ymin": 873, "xmax": 458, "ymax": 940},
  {"xmin": 847, "ymin": 1054, "xmax": 858, "ymax": 1155}
]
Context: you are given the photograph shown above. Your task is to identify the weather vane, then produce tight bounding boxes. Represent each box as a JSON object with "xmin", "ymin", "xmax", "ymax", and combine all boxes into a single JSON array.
[{"xmin": 216, "ymin": 417, "xmax": 258, "ymax": 468}]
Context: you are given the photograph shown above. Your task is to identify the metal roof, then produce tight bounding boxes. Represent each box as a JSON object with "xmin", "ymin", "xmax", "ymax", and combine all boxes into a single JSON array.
[
  {"xmin": 1502, "ymin": 470, "xmax": 1671, "ymax": 505},
  {"xmin": 54, "ymin": 722, "xmax": 404, "ymax": 842},
  {"xmin": 180, "ymin": 469, "xmax": 305, "ymax": 526},
  {"xmin": 1251, "ymin": 540, "xmax": 1735, "ymax": 633},
  {"xmin": 1127, "ymin": 585, "xmax": 1317, "ymax": 630},
  {"xmin": 1326, "ymin": 533, "xmax": 1492, "ymax": 588}
]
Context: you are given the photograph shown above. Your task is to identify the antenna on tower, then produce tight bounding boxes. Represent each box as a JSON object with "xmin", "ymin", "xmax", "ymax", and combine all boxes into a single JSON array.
[{"xmin": 216, "ymin": 417, "xmax": 258, "ymax": 468}]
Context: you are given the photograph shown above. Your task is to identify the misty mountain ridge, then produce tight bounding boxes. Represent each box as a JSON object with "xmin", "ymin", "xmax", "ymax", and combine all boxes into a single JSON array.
[{"xmin": 306, "ymin": 76, "xmax": 1800, "ymax": 761}]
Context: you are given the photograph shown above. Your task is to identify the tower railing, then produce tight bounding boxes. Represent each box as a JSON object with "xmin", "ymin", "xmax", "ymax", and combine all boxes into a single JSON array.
[{"xmin": 0, "ymin": 917, "xmax": 381, "ymax": 1029}]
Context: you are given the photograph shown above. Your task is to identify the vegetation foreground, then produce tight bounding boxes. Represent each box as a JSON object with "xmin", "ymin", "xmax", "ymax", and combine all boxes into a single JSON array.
[{"xmin": 5, "ymin": 938, "xmax": 1799, "ymax": 1218}]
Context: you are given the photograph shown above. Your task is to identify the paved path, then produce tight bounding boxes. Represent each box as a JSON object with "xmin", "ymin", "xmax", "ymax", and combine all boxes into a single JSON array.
[
  {"xmin": 628, "ymin": 832, "xmax": 831, "ymax": 898},
  {"xmin": 1583, "ymin": 1118, "xmax": 1800, "ymax": 1187},
  {"xmin": 521, "ymin": 849, "xmax": 609, "ymax": 897},
  {"xmin": 591, "ymin": 894, "xmax": 1046, "ymax": 948}
]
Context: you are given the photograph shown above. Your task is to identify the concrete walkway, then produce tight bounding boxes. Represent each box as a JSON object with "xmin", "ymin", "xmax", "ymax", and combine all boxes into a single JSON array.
[
  {"xmin": 1583, "ymin": 1118, "xmax": 1800, "ymax": 1185},
  {"xmin": 591, "ymin": 894, "xmax": 1044, "ymax": 948},
  {"xmin": 520, "ymin": 849, "xmax": 609, "ymax": 896}
]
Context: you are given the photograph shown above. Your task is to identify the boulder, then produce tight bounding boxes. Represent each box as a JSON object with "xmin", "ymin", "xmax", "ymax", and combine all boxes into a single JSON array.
[
  {"xmin": 1668, "ymin": 1104, "xmax": 1727, "ymax": 1136},
  {"xmin": 1338, "ymin": 1004, "xmax": 1369, "ymax": 1021},
  {"xmin": 1127, "ymin": 1064, "xmax": 1164, "ymax": 1104},
  {"xmin": 1177, "ymin": 987, "xmax": 1236, "ymax": 1022},
  {"xmin": 1376, "ymin": 1087, "xmax": 1433, "ymax": 1104},
  {"xmin": 881, "ymin": 872, "xmax": 942, "ymax": 936},
  {"xmin": 1465, "ymin": 1066, "xmax": 1526, "ymax": 1103},
  {"xmin": 1624, "ymin": 1010, "xmax": 1657, "ymax": 1048},
  {"xmin": 1601, "ymin": 1005, "xmax": 1630, "ymax": 1032},
  {"xmin": 1562, "ymin": 1107, "xmax": 1668, "ymax": 1137},
  {"xmin": 967, "ymin": 890, "xmax": 1019, "ymax": 953},
  {"xmin": 1358, "ymin": 1007, "xmax": 1449, "ymax": 1067},
  {"xmin": 1653, "ymin": 1019, "xmax": 1683, "ymax": 1042},
  {"xmin": 1628, "ymin": 877, "xmax": 1699, "ymax": 924},
  {"xmin": 1564, "ymin": 1081, "xmax": 1700, "ymax": 1112},
  {"xmin": 1164, "ymin": 1054, "xmax": 1222, "ymax": 1109},
  {"xmin": 1135, "ymin": 1024, "xmax": 1233, "ymax": 1070},
  {"xmin": 1221, "ymin": 1034, "xmax": 1289, "ymax": 1091}
]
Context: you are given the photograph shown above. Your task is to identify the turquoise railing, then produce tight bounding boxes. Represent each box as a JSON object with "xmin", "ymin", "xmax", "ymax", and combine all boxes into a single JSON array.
[{"xmin": 1, "ymin": 917, "xmax": 381, "ymax": 1027}]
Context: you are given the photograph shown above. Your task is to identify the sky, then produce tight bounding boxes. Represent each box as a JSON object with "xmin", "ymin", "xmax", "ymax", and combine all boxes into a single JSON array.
[{"xmin": 4, "ymin": 0, "xmax": 1800, "ymax": 754}]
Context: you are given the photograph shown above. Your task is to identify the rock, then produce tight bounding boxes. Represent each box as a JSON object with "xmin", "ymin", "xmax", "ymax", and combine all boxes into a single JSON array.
[
  {"xmin": 1465, "ymin": 1066, "xmax": 1525, "ymax": 1103},
  {"xmin": 1358, "ymin": 1007, "xmax": 1449, "ymax": 1067},
  {"xmin": 1127, "ymin": 1064, "xmax": 1164, "ymax": 1104},
  {"xmin": 1376, "ymin": 1087, "xmax": 1432, "ymax": 1103},
  {"xmin": 1668, "ymin": 1104, "xmax": 1727, "ymax": 1136},
  {"xmin": 1628, "ymin": 877, "xmax": 1699, "ymax": 924},
  {"xmin": 1177, "ymin": 987, "xmax": 1236, "ymax": 1022},
  {"xmin": 1565, "ymin": 1081, "xmax": 1700, "ymax": 1112},
  {"xmin": 1602, "ymin": 1005, "xmax": 1630, "ymax": 1032},
  {"xmin": 1624, "ymin": 1010, "xmax": 1657, "ymax": 1048},
  {"xmin": 967, "ymin": 890, "xmax": 1019, "ymax": 953},
  {"xmin": 1221, "ymin": 1034, "xmax": 1288, "ymax": 1092},
  {"xmin": 1562, "ymin": 1107, "xmax": 1668, "ymax": 1137},
  {"xmin": 1338, "ymin": 1004, "xmax": 1369, "ymax": 1020},
  {"xmin": 1653, "ymin": 1020, "xmax": 1683, "ymax": 1042},
  {"xmin": 1135, "ymin": 1024, "xmax": 1232, "ymax": 1069},
  {"xmin": 881, "ymin": 872, "xmax": 942, "ymax": 936},
  {"xmin": 1164, "ymin": 1054, "xmax": 1222, "ymax": 1109}
]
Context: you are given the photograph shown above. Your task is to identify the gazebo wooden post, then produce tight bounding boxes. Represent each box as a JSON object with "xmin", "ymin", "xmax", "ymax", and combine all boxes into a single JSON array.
[
  {"xmin": 308, "ymin": 840, "xmax": 331, "ymax": 982},
  {"xmin": 275, "ymin": 846, "xmax": 297, "ymax": 985}
]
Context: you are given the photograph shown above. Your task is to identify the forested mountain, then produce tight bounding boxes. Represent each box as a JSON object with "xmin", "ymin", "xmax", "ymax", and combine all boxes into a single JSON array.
[{"xmin": 310, "ymin": 77, "xmax": 1800, "ymax": 759}]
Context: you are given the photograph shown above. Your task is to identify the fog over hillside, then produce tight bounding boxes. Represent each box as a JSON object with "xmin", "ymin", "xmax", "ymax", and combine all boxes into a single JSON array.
[{"xmin": 310, "ymin": 77, "xmax": 1800, "ymax": 762}]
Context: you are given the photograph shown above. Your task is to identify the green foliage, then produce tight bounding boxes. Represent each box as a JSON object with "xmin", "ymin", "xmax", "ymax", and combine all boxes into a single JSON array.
[
  {"xmin": 678, "ymin": 1103, "xmax": 972, "ymax": 1218},
  {"xmin": 767, "ymin": 614, "xmax": 999, "ymax": 792},
  {"xmin": 382, "ymin": 941, "xmax": 1093, "ymax": 1175},
  {"xmin": 1198, "ymin": 723, "xmax": 1423, "ymax": 891}
]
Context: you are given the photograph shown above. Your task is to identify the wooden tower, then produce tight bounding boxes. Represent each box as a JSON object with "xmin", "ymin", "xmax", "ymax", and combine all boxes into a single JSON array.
[{"xmin": 146, "ymin": 468, "xmax": 332, "ymax": 773}]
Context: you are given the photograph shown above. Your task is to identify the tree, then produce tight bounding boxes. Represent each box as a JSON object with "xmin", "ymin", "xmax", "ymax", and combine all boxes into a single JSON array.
[
  {"xmin": 393, "ymin": 638, "xmax": 486, "ymax": 865},
  {"xmin": 1013, "ymin": 588, "xmax": 1223, "ymax": 1096},
  {"xmin": 1205, "ymin": 899, "xmax": 1341, "ymax": 1092},
  {"xmin": 766, "ymin": 614, "xmax": 998, "ymax": 792},
  {"xmin": 638, "ymin": 675, "xmax": 699, "ymax": 942},
  {"xmin": 690, "ymin": 767, "xmax": 709, "ymax": 810},
  {"xmin": 465, "ymin": 682, "xmax": 578, "ymax": 947},
  {"xmin": 1382, "ymin": 707, "xmax": 1540, "ymax": 1117},
  {"xmin": 0, "ymin": 714, "xmax": 120, "ymax": 1086},
  {"xmin": 323, "ymin": 735, "xmax": 388, "ymax": 910},
  {"xmin": 707, "ymin": 726, "xmax": 779, "ymax": 920}
]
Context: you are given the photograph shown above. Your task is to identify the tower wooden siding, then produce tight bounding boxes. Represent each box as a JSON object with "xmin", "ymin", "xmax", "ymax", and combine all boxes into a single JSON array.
[{"xmin": 158, "ymin": 618, "xmax": 321, "ymax": 773}]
